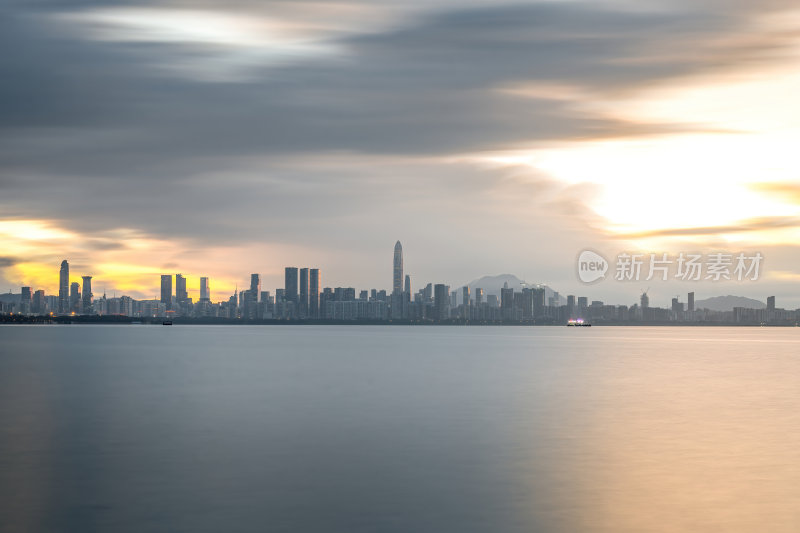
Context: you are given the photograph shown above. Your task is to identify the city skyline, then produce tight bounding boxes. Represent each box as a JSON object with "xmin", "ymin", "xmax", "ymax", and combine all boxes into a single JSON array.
[
  {"xmin": 1, "ymin": 238, "xmax": 793, "ymax": 309},
  {"xmin": 1, "ymin": 241, "xmax": 793, "ymax": 326},
  {"xmin": 0, "ymin": 242, "xmax": 793, "ymax": 311}
]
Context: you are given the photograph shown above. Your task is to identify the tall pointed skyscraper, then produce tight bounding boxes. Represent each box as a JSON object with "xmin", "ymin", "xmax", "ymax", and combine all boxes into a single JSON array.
[
  {"xmin": 58, "ymin": 260, "xmax": 69, "ymax": 314},
  {"xmin": 393, "ymin": 241, "xmax": 403, "ymax": 294}
]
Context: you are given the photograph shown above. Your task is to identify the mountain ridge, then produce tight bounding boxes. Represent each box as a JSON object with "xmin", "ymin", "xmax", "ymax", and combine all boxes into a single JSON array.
[
  {"xmin": 694, "ymin": 295, "xmax": 765, "ymax": 312},
  {"xmin": 459, "ymin": 274, "xmax": 565, "ymax": 304}
]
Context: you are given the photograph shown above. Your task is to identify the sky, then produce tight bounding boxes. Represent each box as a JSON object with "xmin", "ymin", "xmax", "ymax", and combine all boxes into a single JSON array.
[{"xmin": 2, "ymin": 0, "xmax": 800, "ymax": 308}]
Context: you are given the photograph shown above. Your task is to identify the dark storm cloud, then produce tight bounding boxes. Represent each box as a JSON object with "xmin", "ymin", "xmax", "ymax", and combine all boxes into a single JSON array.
[{"xmin": 0, "ymin": 0, "xmax": 797, "ymax": 247}]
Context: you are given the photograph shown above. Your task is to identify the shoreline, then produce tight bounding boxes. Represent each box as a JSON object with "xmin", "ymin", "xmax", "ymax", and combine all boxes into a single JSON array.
[{"xmin": 1, "ymin": 315, "xmax": 798, "ymax": 327}]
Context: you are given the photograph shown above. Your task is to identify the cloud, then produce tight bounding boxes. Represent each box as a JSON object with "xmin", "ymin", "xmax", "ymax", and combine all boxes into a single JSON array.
[
  {"xmin": 617, "ymin": 216, "xmax": 800, "ymax": 239},
  {"xmin": 750, "ymin": 182, "xmax": 800, "ymax": 204},
  {"xmin": 0, "ymin": 257, "xmax": 20, "ymax": 268}
]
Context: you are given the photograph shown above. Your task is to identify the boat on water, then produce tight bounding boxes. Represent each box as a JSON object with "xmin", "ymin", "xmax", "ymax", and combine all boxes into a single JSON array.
[
  {"xmin": 162, "ymin": 320, "xmax": 173, "ymax": 325},
  {"xmin": 567, "ymin": 319, "xmax": 591, "ymax": 327}
]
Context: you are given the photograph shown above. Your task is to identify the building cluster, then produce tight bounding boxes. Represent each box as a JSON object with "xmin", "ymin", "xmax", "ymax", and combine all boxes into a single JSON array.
[
  {"xmin": 1, "ymin": 243, "xmax": 797, "ymax": 325},
  {"xmin": 1, "ymin": 260, "xmax": 97, "ymax": 317}
]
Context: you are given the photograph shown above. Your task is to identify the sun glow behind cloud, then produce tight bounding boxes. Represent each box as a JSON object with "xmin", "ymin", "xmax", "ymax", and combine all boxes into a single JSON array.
[
  {"xmin": 0, "ymin": 219, "xmax": 328, "ymax": 301},
  {"xmin": 476, "ymin": 40, "xmax": 800, "ymax": 250},
  {"xmin": 0, "ymin": 219, "xmax": 240, "ymax": 298}
]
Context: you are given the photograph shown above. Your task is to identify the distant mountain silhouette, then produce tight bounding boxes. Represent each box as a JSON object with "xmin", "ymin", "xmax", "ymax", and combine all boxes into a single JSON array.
[
  {"xmin": 461, "ymin": 274, "xmax": 564, "ymax": 304},
  {"xmin": 0, "ymin": 292, "xmax": 19, "ymax": 304},
  {"xmin": 694, "ymin": 295, "xmax": 765, "ymax": 312}
]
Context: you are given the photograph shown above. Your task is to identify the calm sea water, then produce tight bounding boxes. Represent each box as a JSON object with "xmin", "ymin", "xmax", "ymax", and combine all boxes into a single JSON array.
[{"xmin": 0, "ymin": 325, "xmax": 799, "ymax": 532}]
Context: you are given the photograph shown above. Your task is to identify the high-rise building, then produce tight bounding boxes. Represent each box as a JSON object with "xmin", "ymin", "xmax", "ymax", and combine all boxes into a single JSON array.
[
  {"xmin": 250, "ymin": 274, "xmax": 261, "ymax": 303},
  {"xmin": 434, "ymin": 283, "xmax": 448, "ymax": 320},
  {"xmin": 475, "ymin": 288, "xmax": 484, "ymax": 306},
  {"xmin": 285, "ymin": 267, "xmax": 298, "ymax": 304},
  {"xmin": 501, "ymin": 285, "xmax": 514, "ymax": 320},
  {"xmin": 520, "ymin": 288, "xmax": 534, "ymax": 319},
  {"xmin": 200, "ymin": 277, "xmax": 210, "ymax": 302},
  {"xmin": 319, "ymin": 287, "xmax": 332, "ymax": 319},
  {"xmin": 82, "ymin": 276, "xmax": 93, "ymax": 314},
  {"xmin": 70, "ymin": 282, "xmax": 81, "ymax": 313},
  {"xmin": 228, "ymin": 291, "xmax": 238, "ymax": 318},
  {"xmin": 767, "ymin": 295, "xmax": 776, "ymax": 311},
  {"xmin": 687, "ymin": 292, "xmax": 694, "ymax": 312},
  {"xmin": 33, "ymin": 290, "xmax": 45, "ymax": 314},
  {"xmin": 299, "ymin": 268, "xmax": 309, "ymax": 317},
  {"xmin": 20, "ymin": 286, "xmax": 32, "ymax": 314},
  {"xmin": 160, "ymin": 275, "xmax": 172, "ymax": 309},
  {"xmin": 393, "ymin": 241, "xmax": 403, "ymax": 294},
  {"xmin": 423, "ymin": 283, "xmax": 432, "ymax": 302},
  {"xmin": 309, "ymin": 268, "xmax": 320, "ymax": 318},
  {"xmin": 640, "ymin": 291, "xmax": 649, "ymax": 309},
  {"xmin": 404, "ymin": 275, "xmax": 411, "ymax": 295},
  {"xmin": 58, "ymin": 260, "xmax": 69, "ymax": 314},
  {"xmin": 461, "ymin": 286, "xmax": 471, "ymax": 319},
  {"xmin": 567, "ymin": 295, "xmax": 576, "ymax": 318},
  {"xmin": 533, "ymin": 288, "xmax": 546, "ymax": 317},
  {"xmin": 176, "ymin": 274, "xmax": 188, "ymax": 304}
]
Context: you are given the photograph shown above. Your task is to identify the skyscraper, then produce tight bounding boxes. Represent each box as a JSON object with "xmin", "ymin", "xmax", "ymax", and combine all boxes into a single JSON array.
[
  {"xmin": 200, "ymin": 277, "xmax": 210, "ymax": 302},
  {"xmin": 82, "ymin": 276, "xmax": 93, "ymax": 314},
  {"xmin": 33, "ymin": 290, "xmax": 45, "ymax": 315},
  {"xmin": 434, "ymin": 283, "xmax": 448, "ymax": 320},
  {"xmin": 299, "ymin": 268, "xmax": 309, "ymax": 317},
  {"xmin": 21, "ymin": 286, "xmax": 32, "ymax": 314},
  {"xmin": 285, "ymin": 267, "xmax": 298, "ymax": 303},
  {"xmin": 160, "ymin": 275, "xmax": 172, "ymax": 309},
  {"xmin": 241, "ymin": 273, "xmax": 261, "ymax": 319},
  {"xmin": 309, "ymin": 268, "xmax": 320, "ymax": 318},
  {"xmin": 176, "ymin": 274, "xmax": 188, "ymax": 304},
  {"xmin": 767, "ymin": 295, "xmax": 776, "ymax": 312},
  {"xmin": 250, "ymin": 273, "xmax": 261, "ymax": 303},
  {"xmin": 687, "ymin": 291, "xmax": 695, "ymax": 312},
  {"xmin": 501, "ymin": 285, "xmax": 514, "ymax": 320},
  {"xmin": 70, "ymin": 282, "xmax": 81, "ymax": 313},
  {"xmin": 393, "ymin": 241, "xmax": 403, "ymax": 294},
  {"xmin": 58, "ymin": 260, "xmax": 69, "ymax": 314}
]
